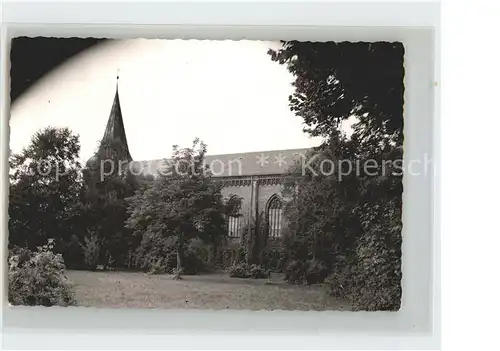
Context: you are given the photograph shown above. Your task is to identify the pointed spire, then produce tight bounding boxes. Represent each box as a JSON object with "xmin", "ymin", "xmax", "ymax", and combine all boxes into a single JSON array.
[{"xmin": 99, "ymin": 73, "xmax": 132, "ymax": 162}]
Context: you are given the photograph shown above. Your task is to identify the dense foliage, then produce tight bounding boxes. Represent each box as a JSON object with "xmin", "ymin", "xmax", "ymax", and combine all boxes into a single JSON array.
[
  {"xmin": 8, "ymin": 239, "xmax": 75, "ymax": 306},
  {"xmin": 126, "ymin": 139, "xmax": 241, "ymax": 278},
  {"xmin": 269, "ymin": 41, "xmax": 404, "ymax": 310},
  {"xmin": 258, "ymin": 246, "xmax": 286, "ymax": 273},
  {"xmin": 9, "ymin": 127, "xmax": 82, "ymax": 252},
  {"xmin": 134, "ymin": 236, "xmax": 209, "ymax": 275},
  {"xmin": 81, "ymin": 233, "xmax": 101, "ymax": 270},
  {"xmin": 268, "ymin": 41, "xmax": 404, "ymax": 142},
  {"xmin": 73, "ymin": 139, "xmax": 142, "ymax": 269},
  {"xmin": 227, "ymin": 263, "xmax": 269, "ymax": 279}
]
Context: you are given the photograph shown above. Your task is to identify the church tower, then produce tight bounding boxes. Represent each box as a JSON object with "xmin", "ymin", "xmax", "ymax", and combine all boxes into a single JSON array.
[
  {"xmin": 88, "ymin": 74, "xmax": 133, "ymax": 167},
  {"xmin": 100, "ymin": 79, "xmax": 132, "ymax": 161}
]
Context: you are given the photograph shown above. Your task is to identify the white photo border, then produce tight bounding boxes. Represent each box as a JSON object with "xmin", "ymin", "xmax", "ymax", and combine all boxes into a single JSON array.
[{"xmin": 0, "ymin": 1, "xmax": 440, "ymax": 349}]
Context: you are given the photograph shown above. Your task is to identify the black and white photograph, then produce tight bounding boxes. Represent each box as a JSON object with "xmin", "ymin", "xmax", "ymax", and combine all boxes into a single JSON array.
[{"xmin": 8, "ymin": 38, "xmax": 405, "ymax": 311}]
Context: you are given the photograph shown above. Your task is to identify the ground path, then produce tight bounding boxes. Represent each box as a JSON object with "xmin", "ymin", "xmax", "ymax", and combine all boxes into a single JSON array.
[{"xmin": 67, "ymin": 270, "xmax": 348, "ymax": 310}]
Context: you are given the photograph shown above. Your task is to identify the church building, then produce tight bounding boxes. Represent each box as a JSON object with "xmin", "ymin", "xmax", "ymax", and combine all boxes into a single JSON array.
[{"xmin": 91, "ymin": 82, "xmax": 310, "ymax": 246}]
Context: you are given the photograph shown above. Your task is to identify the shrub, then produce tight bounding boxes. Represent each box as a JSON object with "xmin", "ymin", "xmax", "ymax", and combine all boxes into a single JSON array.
[
  {"xmin": 9, "ymin": 246, "xmax": 31, "ymax": 266},
  {"xmin": 325, "ymin": 231, "xmax": 402, "ymax": 311},
  {"xmin": 324, "ymin": 254, "xmax": 355, "ymax": 298},
  {"xmin": 135, "ymin": 234, "xmax": 177, "ymax": 273},
  {"xmin": 284, "ymin": 260, "xmax": 307, "ymax": 284},
  {"xmin": 282, "ymin": 233, "xmax": 310, "ymax": 261},
  {"xmin": 249, "ymin": 264, "xmax": 269, "ymax": 279},
  {"xmin": 82, "ymin": 234, "xmax": 101, "ymax": 270},
  {"xmin": 172, "ymin": 267, "xmax": 184, "ymax": 279},
  {"xmin": 147, "ymin": 257, "xmax": 171, "ymax": 275},
  {"xmin": 284, "ymin": 259, "xmax": 329, "ymax": 285},
  {"xmin": 104, "ymin": 250, "xmax": 116, "ymax": 270},
  {"xmin": 227, "ymin": 263, "xmax": 250, "ymax": 278},
  {"xmin": 136, "ymin": 235, "xmax": 210, "ymax": 275},
  {"xmin": 63, "ymin": 234, "xmax": 85, "ymax": 270},
  {"xmin": 227, "ymin": 263, "xmax": 268, "ymax": 279},
  {"xmin": 183, "ymin": 238, "xmax": 210, "ymax": 275},
  {"xmin": 219, "ymin": 246, "xmax": 246, "ymax": 268},
  {"xmin": 259, "ymin": 247, "xmax": 286, "ymax": 272},
  {"xmin": 8, "ymin": 239, "xmax": 75, "ymax": 307},
  {"xmin": 305, "ymin": 259, "xmax": 329, "ymax": 285},
  {"xmin": 351, "ymin": 231, "xmax": 401, "ymax": 311}
]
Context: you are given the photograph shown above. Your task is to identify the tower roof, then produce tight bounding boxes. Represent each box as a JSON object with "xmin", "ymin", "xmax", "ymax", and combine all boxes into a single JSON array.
[{"xmin": 99, "ymin": 82, "xmax": 132, "ymax": 161}]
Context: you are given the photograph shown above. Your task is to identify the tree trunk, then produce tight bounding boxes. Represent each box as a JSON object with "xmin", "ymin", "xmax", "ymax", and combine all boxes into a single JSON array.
[
  {"xmin": 174, "ymin": 243, "xmax": 183, "ymax": 280},
  {"xmin": 212, "ymin": 242, "xmax": 218, "ymax": 266}
]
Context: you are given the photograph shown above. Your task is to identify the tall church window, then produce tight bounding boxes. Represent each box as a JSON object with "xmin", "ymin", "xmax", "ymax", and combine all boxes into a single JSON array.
[
  {"xmin": 267, "ymin": 195, "xmax": 283, "ymax": 238},
  {"xmin": 227, "ymin": 195, "xmax": 242, "ymax": 238},
  {"xmin": 227, "ymin": 216, "xmax": 241, "ymax": 238}
]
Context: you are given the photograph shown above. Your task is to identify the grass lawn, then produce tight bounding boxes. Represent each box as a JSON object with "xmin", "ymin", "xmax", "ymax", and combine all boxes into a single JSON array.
[{"xmin": 66, "ymin": 270, "xmax": 348, "ymax": 310}]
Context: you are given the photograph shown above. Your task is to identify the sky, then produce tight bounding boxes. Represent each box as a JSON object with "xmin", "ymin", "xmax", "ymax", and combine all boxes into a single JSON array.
[{"xmin": 10, "ymin": 39, "xmax": 326, "ymax": 162}]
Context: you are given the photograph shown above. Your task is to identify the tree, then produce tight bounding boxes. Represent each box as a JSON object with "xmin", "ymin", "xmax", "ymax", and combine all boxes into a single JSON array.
[
  {"xmin": 280, "ymin": 141, "xmax": 361, "ymax": 271},
  {"xmin": 72, "ymin": 139, "xmax": 141, "ymax": 269},
  {"xmin": 198, "ymin": 190, "xmax": 242, "ymax": 263},
  {"xmin": 268, "ymin": 41, "xmax": 404, "ymax": 143},
  {"xmin": 270, "ymin": 41, "xmax": 404, "ymax": 310},
  {"xmin": 9, "ymin": 127, "xmax": 82, "ymax": 251},
  {"xmin": 126, "ymin": 139, "xmax": 241, "ymax": 279}
]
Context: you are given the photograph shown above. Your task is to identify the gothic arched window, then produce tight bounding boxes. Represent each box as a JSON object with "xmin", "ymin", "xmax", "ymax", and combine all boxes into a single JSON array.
[
  {"xmin": 227, "ymin": 196, "xmax": 241, "ymax": 238},
  {"xmin": 267, "ymin": 195, "xmax": 283, "ymax": 238},
  {"xmin": 228, "ymin": 216, "xmax": 241, "ymax": 238}
]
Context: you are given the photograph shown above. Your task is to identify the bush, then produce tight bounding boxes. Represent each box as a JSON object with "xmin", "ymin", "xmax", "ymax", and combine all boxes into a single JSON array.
[
  {"xmin": 284, "ymin": 260, "xmax": 306, "ymax": 284},
  {"xmin": 219, "ymin": 246, "xmax": 247, "ymax": 268},
  {"xmin": 82, "ymin": 234, "xmax": 101, "ymax": 270},
  {"xmin": 147, "ymin": 256, "xmax": 172, "ymax": 275},
  {"xmin": 8, "ymin": 239, "xmax": 75, "ymax": 307},
  {"xmin": 227, "ymin": 263, "xmax": 268, "ymax": 279},
  {"xmin": 305, "ymin": 259, "xmax": 329, "ymax": 285},
  {"xmin": 227, "ymin": 263, "xmax": 250, "ymax": 278},
  {"xmin": 135, "ymin": 234, "xmax": 177, "ymax": 273},
  {"xmin": 282, "ymin": 233, "xmax": 310, "ymax": 261},
  {"xmin": 284, "ymin": 259, "xmax": 329, "ymax": 285},
  {"xmin": 63, "ymin": 234, "xmax": 85, "ymax": 269},
  {"xmin": 323, "ymin": 254, "xmax": 354, "ymax": 297},
  {"xmin": 352, "ymin": 231, "xmax": 401, "ymax": 311},
  {"xmin": 325, "ymin": 231, "xmax": 402, "ymax": 311},
  {"xmin": 9, "ymin": 246, "xmax": 32, "ymax": 266},
  {"xmin": 183, "ymin": 238, "xmax": 210, "ymax": 275},
  {"xmin": 249, "ymin": 264, "xmax": 269, "ymax": 279},
  {"xmin": 259, "ymin": 247, "xmax": 286, "ymax": 272},
  {"xmin": 136, "ymin": 235, "xmax": 210, "ymax": 275}
]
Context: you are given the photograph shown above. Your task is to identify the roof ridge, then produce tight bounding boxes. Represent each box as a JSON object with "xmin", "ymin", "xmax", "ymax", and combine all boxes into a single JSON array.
[{"xmin": 133, "ymin": 147, "xmax": 312, "ymax": 163}]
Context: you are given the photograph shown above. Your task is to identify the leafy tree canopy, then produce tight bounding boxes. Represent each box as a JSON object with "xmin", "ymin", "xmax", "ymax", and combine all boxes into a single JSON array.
[
  {"xmin": 268, "ymin": 41, "xmax": 405, "ymax": 143},
  {"xmin": 271, "ymin": 41, "xmax": 404, "ymax": 310},
  {"xmin": 9, "ymin": 127, "xmax": 82, "ymax": 249},
  {"xmin": 126, "ymin": 139, "xmax": 241, "ymax": 278}
]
